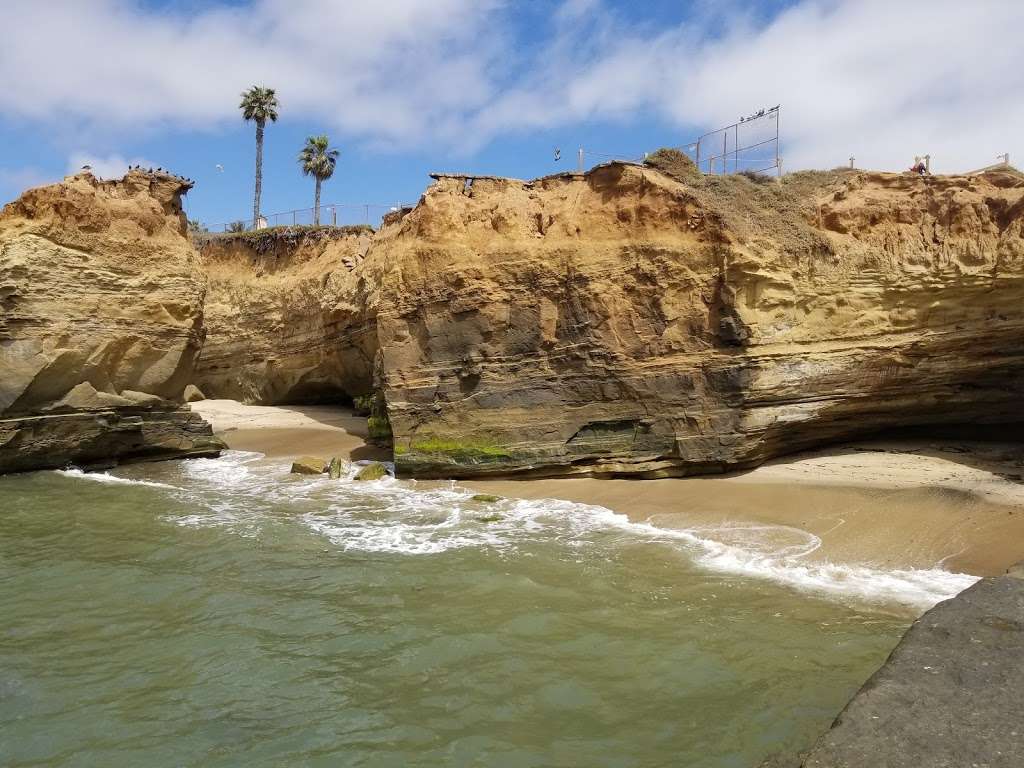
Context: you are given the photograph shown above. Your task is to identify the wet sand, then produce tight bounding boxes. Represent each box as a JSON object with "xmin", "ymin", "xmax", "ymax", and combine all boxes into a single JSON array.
[{"xmin": 190, "ymin": 400, "xmax": 1024, "ymax": 576}]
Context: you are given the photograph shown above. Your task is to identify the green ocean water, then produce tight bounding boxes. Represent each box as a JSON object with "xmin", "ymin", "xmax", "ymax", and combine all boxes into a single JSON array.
[{"xmin": 0, "ymin": 451, "xmax": 938, "ymax": 767}]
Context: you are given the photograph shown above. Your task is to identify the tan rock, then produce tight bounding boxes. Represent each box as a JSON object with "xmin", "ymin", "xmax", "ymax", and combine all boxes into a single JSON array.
[
  {"xmin": 186, "ymin": 163, "xmax": 1024, "ymax": 480},
  {"xmin": 328, "ymin": 456, "xmax": 344, "ymax": 479},
  {"xmin": 0, "ymin": 169, "xmax": 225, "ymax": 473},
  {"xmin": 183, "ymin": 384, "xmax": 206, "ymax": 402},
  {"xmin": 354, "ymin": 462, "xmax": 388, "ymax": 481},
  {"xmin": 291, "ymin": 456, "xmax": 328, "ymax": 475},
  {"xmin": 366, "ymin": 165, "xmax": 1024, "ymax": 478},
  {"xmin": 193, "ymin": 226, "xmax": 375, "ymax": 404},
  {"xmin": 119, "ymin": 390, "xmax": 165, "ymax": 406},
  {"xmin": 47, "ymin": 382, "xmax": 133, "ymax": 411}
]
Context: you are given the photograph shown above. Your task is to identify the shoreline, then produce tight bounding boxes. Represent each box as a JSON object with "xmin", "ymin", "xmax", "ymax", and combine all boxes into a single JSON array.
[{"xmin": 191, "ymin": 400, "xmax": 1024, "ymax": 577}]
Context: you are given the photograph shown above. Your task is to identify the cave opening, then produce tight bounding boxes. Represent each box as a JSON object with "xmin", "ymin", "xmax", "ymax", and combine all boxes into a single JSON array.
[{"xmin": 277, "ymin": 381, "xmax": 355, "ymax": 408}]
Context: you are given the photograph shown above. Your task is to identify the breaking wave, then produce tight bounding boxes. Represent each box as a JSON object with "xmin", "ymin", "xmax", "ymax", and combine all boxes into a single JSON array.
[
  {"xmin": 57, "ymin": 468, "xmax": 179, "ymax": 490},
  {"xmin": 164, "ymin": 452, "xmax": 977, "ymax": 610}
]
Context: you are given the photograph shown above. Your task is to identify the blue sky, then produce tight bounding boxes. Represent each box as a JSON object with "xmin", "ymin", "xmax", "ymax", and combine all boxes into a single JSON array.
[{"xmin": 0, "ymin": 0, "xmax": 1020, "ymax": 230}]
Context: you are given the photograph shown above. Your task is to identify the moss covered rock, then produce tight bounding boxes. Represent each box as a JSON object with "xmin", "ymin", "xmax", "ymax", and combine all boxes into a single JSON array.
[{"xmin": 354, "ymin": 462, "xmax": 388, "ymax": 481}]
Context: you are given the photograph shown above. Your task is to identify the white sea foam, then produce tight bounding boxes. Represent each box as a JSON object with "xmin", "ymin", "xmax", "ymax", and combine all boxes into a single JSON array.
[
  {"xmin": 56, "ymin": 468, "xmax": 179, "ymax": 490},
  {"xmin": 162, "ymin": 452, "xmax": 979, "ymax": 610}
]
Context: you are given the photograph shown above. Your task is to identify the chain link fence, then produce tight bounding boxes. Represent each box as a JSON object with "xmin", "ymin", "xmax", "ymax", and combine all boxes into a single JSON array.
[{"xmin": 211, "ymin": 202, "xmax": 409, "ymax": 233}]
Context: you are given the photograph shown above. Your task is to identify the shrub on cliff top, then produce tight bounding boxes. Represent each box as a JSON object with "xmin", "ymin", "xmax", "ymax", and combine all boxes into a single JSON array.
[
  {"xmin": 206, "ymin": 224, "xmax": 375, "ymax": 254},
  {"xmin": 644, "ymin": 147, "xmax": 702, "ymax": 183}
]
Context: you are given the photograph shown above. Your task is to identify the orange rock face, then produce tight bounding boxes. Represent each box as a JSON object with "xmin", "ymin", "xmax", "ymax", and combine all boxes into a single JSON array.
[
  {"xmin": 0, "ymin": 170, "xmax": 223, "ymax": 473},
  {"xmin": 193, "ymin": 226, "xmax": 377, "ymax": 404},
  {"xmin": 364, "ymin": 164, "xmax": 1024, "ymax": 477}
]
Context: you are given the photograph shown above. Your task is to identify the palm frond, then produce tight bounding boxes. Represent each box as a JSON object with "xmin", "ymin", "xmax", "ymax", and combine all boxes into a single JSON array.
[
  {"xmin": 240, "ymin": 85, "xmax": 279, "ymax": 123},
  {"xmin": 298, "ymin": 134, "xmax": 340, "ymax": 181}
]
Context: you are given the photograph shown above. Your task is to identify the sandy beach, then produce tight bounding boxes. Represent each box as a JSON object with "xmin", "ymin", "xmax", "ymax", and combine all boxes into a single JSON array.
[
  {"xmin": 191, "ymin": 400, "xmax": 1024, "ymax": 576},
  {"xmin": 191, "ymin": 399, "xmax": 390, "ymax": 462}
]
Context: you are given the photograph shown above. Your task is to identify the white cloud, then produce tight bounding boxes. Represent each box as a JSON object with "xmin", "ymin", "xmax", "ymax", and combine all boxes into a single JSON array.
[
  {"xmin": 67, "ymin": 152, "xmax": 159, "ymax": 180},
  {"xmin": 469, "ymin": 0, "xmax": 1024, "ymax": 172},
  {"xmin": 0, "ymin": 0, "xmax": 500, "ymax": 147},
  {"xmin": 0, "ymin": 0, "xmax": 1021, "ymax": 172}
]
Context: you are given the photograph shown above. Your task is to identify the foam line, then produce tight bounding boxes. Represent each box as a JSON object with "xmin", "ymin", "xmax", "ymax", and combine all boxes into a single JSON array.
[
  {"xmin": 56, "ymin": 468, "xmax": 179, "ymax": 490},
  {"xmin": 163, "ymin": 453, "xmax": 979, "ymax": 610}
]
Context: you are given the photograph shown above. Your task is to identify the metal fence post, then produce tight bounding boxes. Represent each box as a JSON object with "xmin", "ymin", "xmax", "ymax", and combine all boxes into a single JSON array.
[{"xmin": 734, "ymin": 123, "xmax": 739, "ymax": 173}]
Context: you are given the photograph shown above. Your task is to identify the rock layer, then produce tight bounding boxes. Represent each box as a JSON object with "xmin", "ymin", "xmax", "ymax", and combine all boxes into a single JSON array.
[
  {"xmin": 194, "ymin": 226, "xmax": 377, "ymax": 404},
  {"xmin": 0, "ymin": 170, "xmax": 224, "ymax": 473},
  {"xmin": 364, "ymin": 164, "xmax": 1024, "ymax": 477}
]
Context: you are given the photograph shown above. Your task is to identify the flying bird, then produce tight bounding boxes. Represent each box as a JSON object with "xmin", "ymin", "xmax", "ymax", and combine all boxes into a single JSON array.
[{"xmin": 215, "ymin": 164, "xmax": 224, "ymax": 173}]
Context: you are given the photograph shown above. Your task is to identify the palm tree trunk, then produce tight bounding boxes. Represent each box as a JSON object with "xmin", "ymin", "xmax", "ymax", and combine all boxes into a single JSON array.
[
  {"xmin": 314, "ymin": 178, "xmax": 321, "ymax": 226},
  {"xmin": 253, "ymin": 120, "xmax": 265, "ymax": 228}
]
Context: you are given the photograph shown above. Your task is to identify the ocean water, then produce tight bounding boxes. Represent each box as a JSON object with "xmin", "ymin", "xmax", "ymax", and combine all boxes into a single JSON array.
[{"xmin": 0, "ymin": 452, "xmax": 974, "ymax": 767}]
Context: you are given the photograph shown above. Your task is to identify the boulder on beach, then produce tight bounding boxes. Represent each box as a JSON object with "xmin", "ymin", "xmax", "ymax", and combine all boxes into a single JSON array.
[
  {"xmin": 354, "ymin": 462, "xmax": 388, "ymax": 481},
  {"xmin": 291, "ymin": 456, "xmax": 328, "ymax": 475},
  {"xmin": 183, "ymin": 384, "xmax": 206, "ymax": 403}
]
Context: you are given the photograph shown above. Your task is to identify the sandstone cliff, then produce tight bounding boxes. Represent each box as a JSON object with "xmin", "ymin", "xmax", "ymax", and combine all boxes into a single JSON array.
[
  {"xmin": 193, "ymin": 226, "xmax": 377, "ymax": 404},
  {"xmin": 366, "ymin": 164, "xmax": 1024, "ymax": 477},
  {"xmin": 0, "ymin": 170, "xmax": 224, "ymax": 473},
  {"xmin": 183, "ymin": 162, "xmax": 1024, "ymax": 480}
]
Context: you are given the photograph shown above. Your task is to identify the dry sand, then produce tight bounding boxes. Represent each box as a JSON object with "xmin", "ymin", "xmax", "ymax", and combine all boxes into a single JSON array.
[
  {"xmin": 190, "ymin": 399, "xmax": 389, "ymax": 462},
  {"xmin": 190, "ymin": 400, "xmax": 1024, "ymax": 576}
]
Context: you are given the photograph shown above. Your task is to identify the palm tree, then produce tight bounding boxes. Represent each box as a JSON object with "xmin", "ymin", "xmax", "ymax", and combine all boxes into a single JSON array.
[
  {"xmin": 298, "ymin": 135, "xmax": 340, "ymax": 225},
  {"xmin": 239, "ymin": 85, "xmax": 279, "ymax": 227}
]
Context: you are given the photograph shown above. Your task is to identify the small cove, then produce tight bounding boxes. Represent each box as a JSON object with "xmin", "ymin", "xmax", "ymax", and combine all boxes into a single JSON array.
[{"xmin": 0, "ymin": 451, "xmax": 935, "ymax": 767}]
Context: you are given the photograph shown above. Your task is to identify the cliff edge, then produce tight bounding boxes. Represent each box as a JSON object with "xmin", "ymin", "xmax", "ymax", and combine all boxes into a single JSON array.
[
  {"xmin": 0, "ymin": 169, "xmax": 224, "ymax": 473},
  {"xmin": 364, "ymin": 163, "xmax": 1024, "ymax": 477}
]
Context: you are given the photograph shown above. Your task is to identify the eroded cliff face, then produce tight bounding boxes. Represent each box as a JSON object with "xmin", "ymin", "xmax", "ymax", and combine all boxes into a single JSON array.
[
  {"xmin": 193, "ymin": 226, "xmax": 378, "ymax": 404},
  {"xmin": 363, "ymin": 164, "xmax": 1024, "ymax": 477},
  {"xmin": 0, "ymin": 170, "xmax": 224, "ymax": 473}
]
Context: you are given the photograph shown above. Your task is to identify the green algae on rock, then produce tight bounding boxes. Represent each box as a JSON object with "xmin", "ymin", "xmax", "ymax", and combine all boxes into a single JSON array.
[{"xmin": 354, "ymin": 462, "xmax": 388, "ymax": 481}]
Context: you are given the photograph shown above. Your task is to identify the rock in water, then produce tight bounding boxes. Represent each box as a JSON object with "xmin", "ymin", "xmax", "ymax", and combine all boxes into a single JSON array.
[
  {"xmin": 354, "ymin": 462, "xmax": 388, "ymax": 481},
  {"xmin": 0, "ymin": 168, "xmax": 225, "ymax": 474},
  {"xmin": 291, "ymin": 456, "xmax": 328, "ymax": 475},
  {"xmin": 328, "ymin": 457, "xmax": 344, "ymax": 479},
  {"xmin": 471, "ymin": 494, "xmax": 501, "ymax": 503}
]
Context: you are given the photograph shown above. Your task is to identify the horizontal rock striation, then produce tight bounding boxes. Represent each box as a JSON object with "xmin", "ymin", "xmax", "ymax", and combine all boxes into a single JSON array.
[
  {"xmin": 193, "ymin": 226, "xmax": 377, "ymax": 404},
  {"xmin": 0, "ymin": 169, "xmax": 224, "ymax": 473},
  {"xmin": 364, "ymin": 163, "xmax": 1024, "ymax": 477}
]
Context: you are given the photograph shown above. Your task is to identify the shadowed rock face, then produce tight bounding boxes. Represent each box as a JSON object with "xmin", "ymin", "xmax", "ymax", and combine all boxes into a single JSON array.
[
  {"xmin": 193, "ymin": 227, "xmax": 377, "ymax": 405},
  {"xmin": 0, "ymin": 169, "xmax": 224, "ymax": 473},
  {"xmin": 362, "ymin": 164, "xmax": 1024, "ymax": 477}
]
